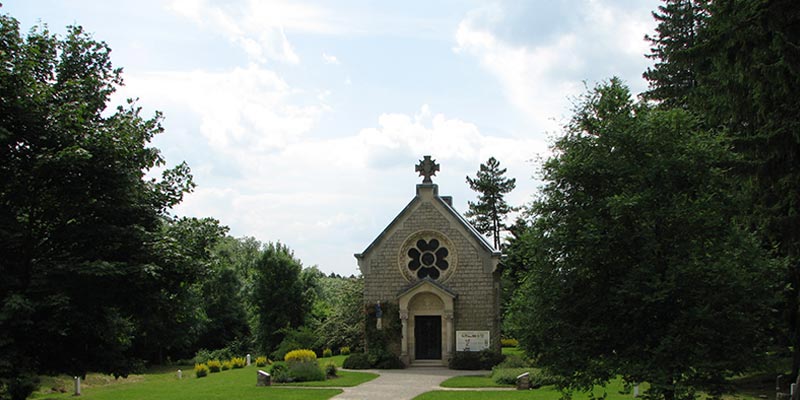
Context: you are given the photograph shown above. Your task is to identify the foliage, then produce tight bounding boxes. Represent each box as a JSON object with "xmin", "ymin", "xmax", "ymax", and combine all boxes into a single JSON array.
[
  {"xmin": 194, "ymin": 364, "xmax": 209, "ymax": 378},
  {"xmin": 288, "ymin": 361, "xmax": 325, "ymax": 382},
  {"xmin": 251, "ymin": 243, "xmax": 311, "ymax": 355},
  {"xmin": 692, "ymin": 0, "xmax": 800, "ymax": 378},
  {"xmin": 339, "ymin": 347, "xmax": 350, "ymax": 356},
  {"xmin": 491, "ymin": 368, "xmax": 537, "ymax": 385},
  {"xmin": 465, "ymin": 157, "xmax": 517, "ymax": 249},
  {"xmin": 510, "ymin": 78, "xmax": 775, "ymax": 400},
  {"xmin": 221, "ymin": 361, "xmax": 232, "ymax": 371},
  {"xmin": 285, "ymin": 350, "xmax": 317, "ymax": 364},
  {"xmin": 495, "ymin": 355, "xmax": 529, "ymax": 369},
  {"xmin": 231, "ymin": 357, "xmax": 246, "ymax": 369},
  {"xmin": 194, "ymin": 348, "xmax": 235, "ymax": 365},
  {"xmin": 322, "ymin": 348, "xmax": 333, "ymax": 358},
  {"xmin": 206, "ymin": 360, "xmax": 222, "ymax": 373},
  {"xmin": 642, "ymin": 0, "xmax": 710, "ymax": 107},
  {"xmin": 313, "ymin": 277, "xmax": 364, "ymax": 352},
  {"xmin": 363, "ymin": 301, "xmax": 404, "ymax": 369},
  {"xmin": 324, "ymin": 363, "xmax": 337, "ymax": 377},
  {"xmin": 0, "ymin": 14, "xmax": 207, "ymax": 398},
  {"xmin": 500, "ymin": 339, "xmax": 518, "ymax": 348},
  {"xmin": 273, "ymin": 326, "xmax": 320, "ymax": 361},
  {"xmin": 268, "ymin": 362, "xmax": 292, "ymax": 383},
  {"xmin": 255, "ymin": 356, "xmax": 270, "ymax": 367},
  {"xmin": 342, "ymin": 353, "xmax": 371, "ymax": 370},
  {"xmin": 448, "ymin": 350, "xmax": 504, "ymax": 370}
]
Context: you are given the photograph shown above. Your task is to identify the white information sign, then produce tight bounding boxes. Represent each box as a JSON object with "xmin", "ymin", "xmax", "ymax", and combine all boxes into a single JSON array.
[{"xmin": 456, "ymin": 330, "xmax": 490, "ymax": 352}]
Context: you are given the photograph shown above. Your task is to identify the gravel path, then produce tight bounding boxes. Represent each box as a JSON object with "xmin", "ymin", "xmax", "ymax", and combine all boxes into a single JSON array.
[{"xmin": 332, "ymin": 367, "xmax": 507, "ymax": 400}]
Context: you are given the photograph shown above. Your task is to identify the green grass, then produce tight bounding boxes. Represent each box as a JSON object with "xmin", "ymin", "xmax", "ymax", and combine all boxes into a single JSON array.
[
  {"xmin": 318, "ymin": 355, "xmax": 348, "ymax": 368},
  {"xmin": 32, "ymin": 365, "xmax": 342, "ymax": 400},
  {"xmin": 501, "ymin": 346, "xmax": 525, "ymax": 357},
  {"xmin": 440, "ymin": 374, "xmax": 508, "ymax": 388}
]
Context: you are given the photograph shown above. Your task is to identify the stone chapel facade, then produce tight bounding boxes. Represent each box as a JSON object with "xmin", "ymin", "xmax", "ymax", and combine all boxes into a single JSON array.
[{"xmin": 355, "ymin": 156, "xmax": 502, "ymax": 367}]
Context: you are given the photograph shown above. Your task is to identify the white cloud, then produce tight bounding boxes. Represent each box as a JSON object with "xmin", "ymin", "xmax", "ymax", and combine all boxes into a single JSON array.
[
  {"xmin": 168, "ymin": 0, "xmax": 348, "ymax": 64},
  {"xmin": 118, "ymin": 65, "xmax": 325, "ymax": 156},
  {"xmin": 322, "ymin": 52, "xmax": 340, "ymax": 65},
  {"xmin": 454, "ymin": 2, "xmax": 656, "ymax": 134}
]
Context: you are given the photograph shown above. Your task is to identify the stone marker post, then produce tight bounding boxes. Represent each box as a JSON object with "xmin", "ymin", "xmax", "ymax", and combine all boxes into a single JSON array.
[
  {"xmin": 177, "ymin": 369, "xmax": 182, "ymax": 380},
  {"xmin": 246, "ymin": 354, "xmax": 251, "ymax": 366},
  {"xmin": 634, "ymin": 384, "xmax": 640, "ymax": 397},
  {"xmin": 516, "ymin": 372, "xmax": 530, "ymax": 390},
  {"xmin": 74, "ymin": 376, "xmax": 81, "ymax": 396},
  {"xmin": 793, "ymin": 374, "xmax": 800, "ymax": 400},
  {"xmin": 257, "ymin": 370, "xmax": 271, "ymax": 386}
]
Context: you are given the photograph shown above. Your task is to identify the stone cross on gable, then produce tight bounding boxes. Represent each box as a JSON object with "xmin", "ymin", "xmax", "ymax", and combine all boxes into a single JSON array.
[{"xmin": 415, "ymin": 155, "xmax": 439, "ymax": 184}]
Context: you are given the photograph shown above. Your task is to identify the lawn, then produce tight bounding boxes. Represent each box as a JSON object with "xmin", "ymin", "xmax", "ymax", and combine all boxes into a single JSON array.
[
  {"xmin": 32, "ymin": 364, "xmax": 344, "ymax": 400},
  {"xmin": 440, "ymin": 374, "xmax": 507, "ymax": 388}
]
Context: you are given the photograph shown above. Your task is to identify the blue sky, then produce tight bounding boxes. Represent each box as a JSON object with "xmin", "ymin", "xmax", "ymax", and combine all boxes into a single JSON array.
[{"xmin": 6, "ymin": 0, "xmax": 660, "ymax": 276}]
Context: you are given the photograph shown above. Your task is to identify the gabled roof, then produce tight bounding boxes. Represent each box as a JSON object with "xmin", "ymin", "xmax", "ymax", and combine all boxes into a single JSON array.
[
  {"xmin": 354, "ymin": 184, "xmax": 501, "ymax": 260},
  {"xmin": 396, "ymin": 277, "xmax": 457, "ymax": 299}
]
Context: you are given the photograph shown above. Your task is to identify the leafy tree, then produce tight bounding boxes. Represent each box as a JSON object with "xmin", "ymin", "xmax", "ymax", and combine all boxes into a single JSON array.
[
  {"xmin": 251, "ymin": 243, "xmax": 311, "ymax": 355},
  {"xmin": 510, "ymin": 78, "xmax": 775, "ymax": 400},
  {"xmin": 0, "ymin": 15, "xmax": 195, "ymax": 399},
  {"xmin": 465, "ymin": 157, "xmax": 517, "ymax": 249},
  {"xmin": 314, "ymin": 276, "xmax": 364, "ymax": 351},
  {"xmin": 642, "ymin": 0, "xmax": 710, "ymax": 107},
  {"xmin": 644, "ymin": 0, "xmax": 800, "ymax": 377},
  {"xmin": 690, "ymin": 0, "xmax": 800, "ymax": 376}
]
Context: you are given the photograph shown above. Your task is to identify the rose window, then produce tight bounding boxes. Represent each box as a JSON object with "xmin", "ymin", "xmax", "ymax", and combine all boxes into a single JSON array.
[{"xmin": 407, "ymin": 239, "xmax": 449, "ymax": 279}]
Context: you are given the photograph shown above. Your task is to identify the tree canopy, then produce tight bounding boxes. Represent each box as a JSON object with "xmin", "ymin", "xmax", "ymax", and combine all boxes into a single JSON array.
[
  {"xmin": 509, "ymin": 78, "xmax": 775, "ymax": 400},
  {"xmin": 465, "ymin": 157, "xmax": 517, "ymax": 250},
  {"xmin": 0, "ymin": 15, "xmax": 200, "ymax": 399}
]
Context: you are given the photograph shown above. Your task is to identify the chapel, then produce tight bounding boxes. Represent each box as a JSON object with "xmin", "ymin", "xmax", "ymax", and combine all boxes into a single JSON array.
[{"xmin": 355, "ymin": 156, "xmax": 502, "ymax": 367}]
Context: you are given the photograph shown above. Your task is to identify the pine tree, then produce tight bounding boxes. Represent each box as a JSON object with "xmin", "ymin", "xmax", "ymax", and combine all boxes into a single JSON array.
[
  {"xmin": 465, "ymin": 157, "xmax": 516, "ymax": 250},
  {"xmin": 642, "ymin": 0, "xmax": 710, "ymax": 108}
]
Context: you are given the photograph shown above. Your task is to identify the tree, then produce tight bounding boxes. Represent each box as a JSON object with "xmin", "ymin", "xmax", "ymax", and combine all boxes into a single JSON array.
[
  {"xmin": 465, "ymin": 157, "xmax": 517, "ymax": 249},
  {"xmin": 643, "ymin": 0, "xmax": 800, "ymax": 377},
  {"xmin": 250, "ymin": 243, "xmax": 311, "ymax": 355},
  {"xmin": 509, "ymin": 78, "xmax": 775, "ymax": 400},
  {"xmin": 0, "ymin": 16, "xmax": 195, "ymax": 399},
  {"xmin": 642, "ymin": 0, "xmax": 710, "ymax": 107}
]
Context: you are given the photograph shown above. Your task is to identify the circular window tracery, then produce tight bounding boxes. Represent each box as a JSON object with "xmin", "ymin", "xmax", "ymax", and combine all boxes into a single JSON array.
[{"xmin": 398, "ymin": 231, "xmax": 457, "ymax": 282}]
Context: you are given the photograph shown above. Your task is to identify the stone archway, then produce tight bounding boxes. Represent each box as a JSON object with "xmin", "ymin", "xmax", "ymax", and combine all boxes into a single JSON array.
[{"xmin": 397, "ymin": 279, "xmax": 455, "ymax": 366}]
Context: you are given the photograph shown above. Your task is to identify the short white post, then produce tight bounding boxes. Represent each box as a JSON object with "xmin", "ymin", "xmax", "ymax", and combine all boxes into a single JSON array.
[
  {"xmin": 634, "ymin": 384, "xmax": 640, "ymax": 397},
  {"xmin": 246, "ymin": 354, "xmax": 251, "ymax": 366},
  {"xmin": 74, "ymin": 376, "xmax": 81, "ymax": 396},
  {"xmin": 791, "ymin": 383, "xmax": 796, "ymax": 396},
  {"xmin": 177, "ymin": 369, "xmax": 182, "ymax": 379}
]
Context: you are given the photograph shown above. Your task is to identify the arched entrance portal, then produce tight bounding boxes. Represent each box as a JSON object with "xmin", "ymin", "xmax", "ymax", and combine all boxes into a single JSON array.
[{"xmin": 397, "ymin": 279, "xmax": 455, "ymax": 366}]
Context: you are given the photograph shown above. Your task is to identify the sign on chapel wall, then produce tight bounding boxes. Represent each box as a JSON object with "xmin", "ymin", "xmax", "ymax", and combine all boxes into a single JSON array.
[{"xmin": 456, "ymin": 330, "xmax": 490, "ymax": 352}]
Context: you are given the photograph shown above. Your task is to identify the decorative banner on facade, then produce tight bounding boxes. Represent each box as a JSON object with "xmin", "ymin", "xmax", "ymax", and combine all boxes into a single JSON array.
[{"xmin": 456, "ymin": 330, "xmax": 490, "ymax": 352}]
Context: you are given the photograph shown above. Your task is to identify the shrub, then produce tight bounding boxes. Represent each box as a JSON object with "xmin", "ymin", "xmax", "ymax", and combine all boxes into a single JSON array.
[
  {"xmin": 221, "ymin": 360, "xmax": 232, "ymax": 371},
  {"xmin": 324, "ymin": 362, "xmax": 337, "ymax": 377},
  {"xmin": 194, "ymin": 348, "xmax": 234, "ymax": 364},
  {"xmin": 289, "ymin": 361, "xmax": 326, "ymax": 382},
  {"xmin": 194, "ymin": 363, "xmax": 209, "ymax": 378},
  {"xmin": 207, "ymin": 360, "xmax": 222, "ymax": 373},
  {"xmin": 449, "ymin": 350, "xmax": 504, "ymax": 370},
  {"xmin": 369, "ymin": 350, "xmax": 404, "ymax": 369},
  {"xmin": 342, "ymin": 353, "xmax": 371, "ymax": 369},
  {"xmin": 255, "ymin": 356, "xmax": 270, "ymax": 367},
  {"xmin": 285, "ymin": 349, "xmax": 317, "ymax": 364},
  {"xmin": 340, "ymin": 346, "xmax": 351, "ymax": 355},
  {"xmin": 269, "ymin": 362, "xmax": 291, "ymax": 383},
  {"xmin": 501, "ymin": 338, "xmax": 519, "ymax": 348},
  {"xmin": 322, "ymin": 348, "xmax": 333, "ymax": 358},
  {"xmin": 495, "ymin": 354, "xmax": 529, "ymax": 369},
  {"xmin": 231, "ymin": 357, "xmax": 246, "ymax": 369}
]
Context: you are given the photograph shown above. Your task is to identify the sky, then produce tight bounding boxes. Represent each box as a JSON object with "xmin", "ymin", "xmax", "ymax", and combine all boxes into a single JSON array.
[{"xmin": 6, "ymin": 0, "xmax": 661, "ymax": 276}]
